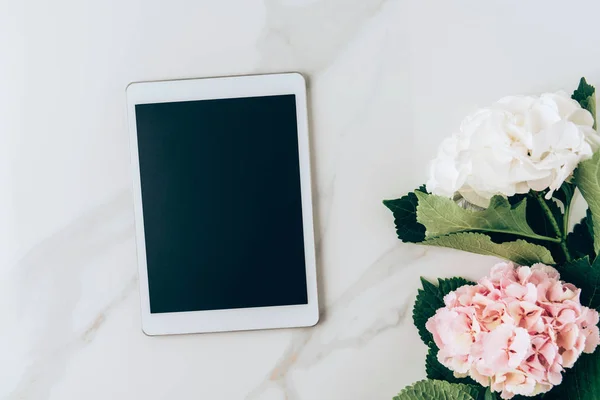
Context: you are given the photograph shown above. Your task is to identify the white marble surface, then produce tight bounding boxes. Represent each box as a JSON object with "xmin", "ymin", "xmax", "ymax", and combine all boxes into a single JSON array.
[{"xmin": 4, "ymin": 1, "xmax": 600, "ymax": 399}]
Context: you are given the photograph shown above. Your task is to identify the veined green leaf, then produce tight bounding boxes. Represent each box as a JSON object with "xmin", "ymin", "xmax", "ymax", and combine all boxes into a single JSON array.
[
  {"xmin": 572, "ymin": 77, "xmax": 596, "ymax": 129},
  {"xmin": 393, "ymin": 380, "xmax": 482, "ymax": 400},
  {"xmin": 567, "ymin": 210, "xmax": 596, "ymax": 260},
  {"xmin": 574, "ymin": 151, "xmax": 600, "ymax": 254},
  {"xmin": 414, "ymin": 192, "xmax": 555, "ymax": 243},
  {"xmin": 383, "ymin": 186, "xmax": 427, "ymax": 243},
  {"xmin": 424, "ymin": 232, "xmax": 555, "ymax": 265}
]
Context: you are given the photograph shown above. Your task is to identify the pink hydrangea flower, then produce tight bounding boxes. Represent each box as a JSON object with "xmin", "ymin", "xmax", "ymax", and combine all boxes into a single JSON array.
[
  {"xmin": 426, "ymin": 306, "xmax": 480, "ymax": 374},
  {"xmin": 426, "ymin": 262, "xmax": 600, "ymax": 399}
]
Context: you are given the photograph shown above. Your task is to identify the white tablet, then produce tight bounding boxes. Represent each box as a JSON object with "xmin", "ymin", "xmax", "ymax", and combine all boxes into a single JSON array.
[{"xmin": 126, "ymin": 73, "xmax": 319, "ymax": 335}]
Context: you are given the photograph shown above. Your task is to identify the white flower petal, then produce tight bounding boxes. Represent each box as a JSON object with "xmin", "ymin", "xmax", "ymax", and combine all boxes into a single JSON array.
[
  {"xmin": 568, "ymin": 108, "xmax": 595, "ymax": 127},
  {"xmin": 427, "ymin": 91, "xmax": 599, "ymax": 206}
]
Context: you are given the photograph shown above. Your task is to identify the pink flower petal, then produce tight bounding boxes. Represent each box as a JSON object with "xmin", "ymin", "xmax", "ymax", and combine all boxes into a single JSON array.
[{"xmin": 427, "ymin": 261, "xmax": 593, "ymax": 394}]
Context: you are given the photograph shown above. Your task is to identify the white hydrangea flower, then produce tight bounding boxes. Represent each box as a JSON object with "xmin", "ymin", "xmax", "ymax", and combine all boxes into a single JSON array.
[{"xmin": 427, "ymin": 92, "xmax": 600, "ymax": 208}]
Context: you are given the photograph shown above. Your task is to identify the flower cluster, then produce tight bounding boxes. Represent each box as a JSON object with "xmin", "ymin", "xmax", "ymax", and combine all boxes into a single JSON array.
[
  {"xmin": 426, "ymin": 92, "xmax": 600, "ymax": 208},
  {"xmin": 426, "ymin": 262, "xmax": 600, "ymax": 399}
]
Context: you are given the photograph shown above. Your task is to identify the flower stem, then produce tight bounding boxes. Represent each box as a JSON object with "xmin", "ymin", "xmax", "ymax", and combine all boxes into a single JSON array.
[
  {"xmin": 563, "ymin": 201, "xmax": 571, "ymax": 239},
  {"xmin": 561, "ymin": 238, "xmax": 573, "ymax": 263},
  {"xmin": 563, "ymin": 188, "xmax": 577, "ymax": 239},
  {"xmin": 475, "ymin": 228, "xmax": 561, "ymax": 244},
  {"xmin": 534, "ymin": 192, "xmax": 572, "ymax": 262}
]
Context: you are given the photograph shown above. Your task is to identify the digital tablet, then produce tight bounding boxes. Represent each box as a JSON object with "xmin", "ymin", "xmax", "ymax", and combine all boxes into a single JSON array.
[{"xmin": 126, "ymin": 73, "xmax": 319, "ymax": 335}]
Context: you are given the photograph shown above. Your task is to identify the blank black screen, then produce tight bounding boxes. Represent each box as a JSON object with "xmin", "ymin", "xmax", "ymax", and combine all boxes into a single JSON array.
[{"xmin": 135, "ymin": 94, "xmax": 308, "ymax": 314}]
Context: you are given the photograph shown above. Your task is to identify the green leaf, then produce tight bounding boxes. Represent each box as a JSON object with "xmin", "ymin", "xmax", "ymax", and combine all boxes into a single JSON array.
[
  {"xmin": 414, "ymin": 192, "xmax": 556, "ymax": 243},
  {"xmin": 574, "ymin": 151, "xmax": 600, "ymax": 254},
  {"xmin": 543, "ymin": 350, "xmax": 600, "ymax": 400},
  {"xmin": 438, "ymin": 277, "xmax": 475, "ymax": 297},
  {"xmin": 522, "ymin": 194, "xmax": 566, "ymax": 263},
  {"xmin": 532, "ymin": 190, "xmax": 567, "ymax": 239},
  {"xmin": 572, "ymin": 77, "xmax": 596, "ymax": 129},
  {"xmin": 556, "ymin": 256, "xmax": 600, "ymax": 310},
  {"xmin": 383, "ymin": 186, "xmax": 427, "ymax": 243},
  {"xmin": 423, "ymin": 232, "xmax": 556, "ymax": 266},
  {"xmin": 510, "ymin": 395, "xmax": 544, "ymax": 400},
  {"xmin": 554, "ymin": 182, "xmax": 576, "ymax": 209},
  {"xmin": 547, "ymin": 197, "xmax": 565, "ymax": 236},
  {"xmin": 393, "ymin": 380, "xmax": 482, "ymax": 400},
  {"xmin": 426, "ymin": 342, "xmax": 478, "ymax": 385},
  {"xmin": 586, "ymin": 208, "xmax": 595, "ymax": 237},
  {"xmin": 413, "ymin": 279, "xmax": 443, "ymax": 345},
  {"xmin": 413, "ymin": 277, "xmax": 475, "ymax": 345},
  {"xmin": 567, "ymin": 211, "xmax": 596, "ymax": 260},
  {"xmin": 483, "ymin": 387, "xmax": 496, "ymax": 400},
  {"xmin": 425, "ymin": 343, "xmax": 455, "ymax": 382}
]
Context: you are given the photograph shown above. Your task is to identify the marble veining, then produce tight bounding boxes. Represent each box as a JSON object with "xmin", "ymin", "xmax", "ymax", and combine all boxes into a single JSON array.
[{"xmin": 5, "ymin": 1, "xmax": 600, "ymax": 399}]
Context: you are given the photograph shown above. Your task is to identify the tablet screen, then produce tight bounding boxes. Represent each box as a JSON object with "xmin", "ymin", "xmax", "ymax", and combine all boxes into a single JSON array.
[{"xmin": 135, "ymin": 94, "xmax": 309, "ymax": 314}]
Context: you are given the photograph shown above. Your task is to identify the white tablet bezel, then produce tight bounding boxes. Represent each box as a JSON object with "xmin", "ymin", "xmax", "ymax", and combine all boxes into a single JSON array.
[{"xmin": 126, "ymin": 73, "xmax": 319, "ymax": 336}]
